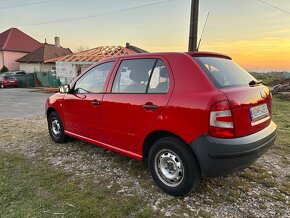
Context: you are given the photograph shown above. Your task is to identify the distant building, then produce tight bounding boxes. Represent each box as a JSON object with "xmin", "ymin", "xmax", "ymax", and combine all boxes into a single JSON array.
[
  {"xmin": 17, "ymin": 37, "xmax": 72, "ymax": 73},
  {"xmin": 48, "ymin": 43, "xmax": 148, "ymax": 84},
  {"xmin": 0, "ymin": 28, "xmax": 42, "ymax": 71}
]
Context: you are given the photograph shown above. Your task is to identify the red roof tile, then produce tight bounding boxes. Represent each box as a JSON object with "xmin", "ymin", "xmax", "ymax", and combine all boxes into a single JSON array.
[{"xmin": 0, "ymin": 28, "xmax": 42, "ymax": 52}]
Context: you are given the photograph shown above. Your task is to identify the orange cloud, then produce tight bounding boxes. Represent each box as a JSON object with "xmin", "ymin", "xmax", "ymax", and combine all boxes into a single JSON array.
[{"xmin": 202, "ymin": 38, "xmax": 290, "ymax": 71}]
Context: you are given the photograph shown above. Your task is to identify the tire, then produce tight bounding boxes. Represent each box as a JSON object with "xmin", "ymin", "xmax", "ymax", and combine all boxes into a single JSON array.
[
  {"xmin": 48, "ymin": 111, "xmax": 69, "ymax": 143},
  {"xmin": 148, "ymin": 137, "xmax": 201, "ymax": 196},
  {"xmin": 0, "ymin": 83, "xmax": 4, "ymax": 88}
]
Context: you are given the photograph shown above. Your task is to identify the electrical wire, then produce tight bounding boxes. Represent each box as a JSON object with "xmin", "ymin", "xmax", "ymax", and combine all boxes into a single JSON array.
[
  {"xmin": 257, "ymin": 0, "xmax": 290, "ymax": 15},
  {"xmin": 10, "ymin": 0, "xmax": 173, "ymax": 27},
  {"xmin": 0, "ymin": 0, "xmax": 52, "ymax": 10}
]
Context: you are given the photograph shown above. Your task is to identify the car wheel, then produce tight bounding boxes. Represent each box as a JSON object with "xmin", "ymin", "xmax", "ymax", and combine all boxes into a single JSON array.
[
  {"xmin": 0, "ymin": 83, "xmax": 4, "ymax": 88},
  {"xmin": 48, "ymin": 111, "xmax": 69, "ymax": 143},
  {"xmin": 148, "ymin": 137, "xmax": 201, "ymax": 196}
]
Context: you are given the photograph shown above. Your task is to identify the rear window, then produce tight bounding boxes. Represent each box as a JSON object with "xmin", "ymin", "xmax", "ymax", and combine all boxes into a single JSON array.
[
  {"xmin": 194, "ymin": 57, "xmax": 256, "ymax": 88},
  {"xmin": 5, "ymin": 76, "xmax": 16, "ymax": 80}
]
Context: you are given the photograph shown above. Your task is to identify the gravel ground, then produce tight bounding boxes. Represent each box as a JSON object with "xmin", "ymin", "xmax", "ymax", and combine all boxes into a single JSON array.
[{"xmin": 0, "ymin": 116, "xmax": 289, "ymax": 217}]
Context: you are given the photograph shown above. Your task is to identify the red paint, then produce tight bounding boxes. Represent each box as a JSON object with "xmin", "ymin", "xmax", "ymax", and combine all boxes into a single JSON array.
[
  {"xmin": 0, "ymin": 75, "xmax": 19, "ymax": 88},
  {"xmin": 46, "ymin": 52, "xmax": 274, "ymax": 160}
]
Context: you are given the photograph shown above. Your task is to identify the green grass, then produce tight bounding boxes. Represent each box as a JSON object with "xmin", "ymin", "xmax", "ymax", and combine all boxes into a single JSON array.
[
  {"xmin": 272, "ymin": 97, "xmax": 290, "ymax": 155},
  {"xmin": 0, "ymin": 150, "xmax": 153, "ymax": 217},
  {"xmin": 0, "ymin": 97, "xmax": 289, "ymax": 217}
]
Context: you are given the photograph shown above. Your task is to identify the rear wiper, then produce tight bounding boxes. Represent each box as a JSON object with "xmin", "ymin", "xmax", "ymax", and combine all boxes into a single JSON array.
[{"xmin": 249, "ymin": 80, "xmax": 262, "ymax": 86}]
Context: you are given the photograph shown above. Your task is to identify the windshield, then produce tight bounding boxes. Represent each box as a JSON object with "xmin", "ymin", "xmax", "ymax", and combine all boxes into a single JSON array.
[{"xmin": 194, "ymin": 57, "xmax": 257, "ymax": 88}]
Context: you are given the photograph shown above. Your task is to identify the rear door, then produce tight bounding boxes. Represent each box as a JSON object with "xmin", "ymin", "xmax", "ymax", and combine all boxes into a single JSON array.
[
  {"xmin": 63, "ymin": 61, "xmax": 115, "ymax": 141},
  {"xmin": 194, "ymin": 56, "xmax": 272, "ymax": 137},
  {"xmin": 101, "ymin": 57, "xmax": 173, "ymax": 151}
]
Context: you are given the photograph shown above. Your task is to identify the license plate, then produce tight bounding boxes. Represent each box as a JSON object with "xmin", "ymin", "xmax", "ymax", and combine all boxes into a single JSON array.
[{"xmin": 250, "ymin": 103, "xmax": 269, "ymax": 121}]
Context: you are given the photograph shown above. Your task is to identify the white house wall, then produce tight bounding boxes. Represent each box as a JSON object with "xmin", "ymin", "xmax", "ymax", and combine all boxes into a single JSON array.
[
  {"xmin": 19, "ymin": 63, "xmax": 55, "ymax": 73},
  {"xmin": 56, "ymin": 62, "xmax": 78, "ymax": 84}
]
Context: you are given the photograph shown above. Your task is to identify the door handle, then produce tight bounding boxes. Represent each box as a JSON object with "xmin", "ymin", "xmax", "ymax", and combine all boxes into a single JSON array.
[
  {"xmin": 143, "ymin": 104, "xmax": 158, "ymax": 110},
  {"xmin": 91, "ymin": 101, "xmax": 101, "ymax": 106}
]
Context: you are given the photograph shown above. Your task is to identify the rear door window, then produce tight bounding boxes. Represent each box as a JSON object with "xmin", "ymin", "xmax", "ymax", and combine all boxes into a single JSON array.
[
  {"xmin": 194, "ymin": 57, "xmax": 256, "ymax": 88},
  {"xmin": 148, "ymin": 60, "xmax": 170, "ymax": 93},
  {"xmin": 112, "ymin": 58, "xmax": 170, "ymax": 94},
  {"xmin": 112, "ymin": 59, "xmax": 156, "ymax": 93}
]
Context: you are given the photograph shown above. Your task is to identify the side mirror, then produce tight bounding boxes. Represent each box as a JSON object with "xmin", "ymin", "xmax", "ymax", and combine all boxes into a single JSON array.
[{"xmin": 59, "ymin": 84, "xmax": 70, "ymax": 93}]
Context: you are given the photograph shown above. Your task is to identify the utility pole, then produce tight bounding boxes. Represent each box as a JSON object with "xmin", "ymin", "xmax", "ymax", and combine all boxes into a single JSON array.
[{"xmin": 188, "ymin": 0, "xmax": 199, "ymax": 51}]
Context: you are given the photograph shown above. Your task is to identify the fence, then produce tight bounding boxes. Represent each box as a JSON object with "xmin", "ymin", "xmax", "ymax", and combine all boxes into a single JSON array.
[{"xmin": 13, "ymin": 72, "xmax": 61, "ymax": 88}]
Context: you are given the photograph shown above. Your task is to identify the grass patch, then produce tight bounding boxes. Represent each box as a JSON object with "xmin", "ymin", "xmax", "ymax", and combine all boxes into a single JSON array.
[
  {"xmin": 0, "ymin": 149, "xmax": 154, "ymax": 217},
  {"xmin": 272, "ymin": 97, "xmax": 290, "ymax": 155}
]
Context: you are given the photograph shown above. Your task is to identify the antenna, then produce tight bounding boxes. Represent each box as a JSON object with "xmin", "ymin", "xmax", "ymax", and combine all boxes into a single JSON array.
[{"xmin": 197, "ymin": 12, "xmax": 210, "ymax": 51}]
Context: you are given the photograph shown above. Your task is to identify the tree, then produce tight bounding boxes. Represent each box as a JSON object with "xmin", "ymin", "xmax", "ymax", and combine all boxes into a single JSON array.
[
  {"xmin": 75, "ymin": 45, "xmax": 90, "ymax": 52},
  {"xmin": 0, "ymin": 65, "xmax": 8, "ymax": 73}
]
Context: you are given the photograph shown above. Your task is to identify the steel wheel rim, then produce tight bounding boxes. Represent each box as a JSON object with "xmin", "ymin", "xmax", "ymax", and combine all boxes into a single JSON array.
[
  {"xmin": 51, "ymin": 119, "xmax": 61, "ymax": 137},
  {"xmin": 154, "ymin": 149, "xmax": 184, "ymax": 187}
]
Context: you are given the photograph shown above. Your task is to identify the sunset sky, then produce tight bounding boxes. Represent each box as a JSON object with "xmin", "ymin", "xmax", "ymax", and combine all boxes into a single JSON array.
[{"xmin": 1, "ymin": 0, "xmax": 289, "ymax": 71}]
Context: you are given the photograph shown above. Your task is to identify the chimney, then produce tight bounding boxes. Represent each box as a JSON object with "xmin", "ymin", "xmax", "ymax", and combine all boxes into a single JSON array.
[
  {"xmin": 55, "ymin": 36, "xmax": 60, "ymax": 47},
  {"xmin": 126, "ymin": 42, "xmax": 130, "ymax": 48}
]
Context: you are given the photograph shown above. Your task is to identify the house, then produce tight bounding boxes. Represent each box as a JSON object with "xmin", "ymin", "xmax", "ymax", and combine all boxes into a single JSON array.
[
  {"xmin": 48, "ymin": 43, "xmax": 148, "ymax": 84},
  {"xmin": 16, "ymin": 37, "xmax": 72, "ymax": 73},
  {"xmin": 0, "ymin": 28, "xmax": 42, "ymax": 71}
]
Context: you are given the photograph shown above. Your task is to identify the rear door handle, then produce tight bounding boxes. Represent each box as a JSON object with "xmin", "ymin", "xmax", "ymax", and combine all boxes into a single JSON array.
[
  {"xmin": 91, "ymin": 101, "xmax": 101, "ymax": 106},
  {"xmin": 143, "ymin": 104, "xmax": 158, "ymax": 110}
]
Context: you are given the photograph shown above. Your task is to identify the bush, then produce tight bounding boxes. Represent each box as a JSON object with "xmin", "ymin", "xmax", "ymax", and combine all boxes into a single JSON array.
[{"xmin": 0, "ymin": 65, "xmax": 9, "ymax": 73}]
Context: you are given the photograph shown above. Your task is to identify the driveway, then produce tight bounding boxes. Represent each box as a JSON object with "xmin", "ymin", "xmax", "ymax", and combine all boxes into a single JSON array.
[{"xmin": 0, "ymin": 88, "xmax": 52, "ymax": 119}]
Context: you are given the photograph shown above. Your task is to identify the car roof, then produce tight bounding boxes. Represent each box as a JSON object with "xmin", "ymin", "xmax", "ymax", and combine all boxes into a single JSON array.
[{"xmin": 98, "ymin": 51, "xmax": 232, "ymax": 63}]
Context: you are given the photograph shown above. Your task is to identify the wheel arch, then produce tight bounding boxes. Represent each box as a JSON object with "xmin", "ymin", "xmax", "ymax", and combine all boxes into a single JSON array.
[
  {"xmin": 142, "ymin": 130, "xmax": 198, "ymax": 165},
  {"xmin": 46, "ymin": 107, "xmax": 57, "ymax": 118}
]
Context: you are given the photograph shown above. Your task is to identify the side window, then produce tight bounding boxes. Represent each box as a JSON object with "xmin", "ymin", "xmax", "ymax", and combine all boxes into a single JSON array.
[
  {"xmin": 148, "ymin": 60, "xmax": 170, "ymax": 93},
  {"xmin": 74, "ymin": 62, "xmax": 114, "ymax": 94},
  {"xmin": 112, "ymin": 59, "xmax": 156, "ymax": 93}
]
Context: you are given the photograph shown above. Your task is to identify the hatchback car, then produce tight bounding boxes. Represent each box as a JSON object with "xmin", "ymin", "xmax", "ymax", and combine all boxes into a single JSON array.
[
  {"xmin": 0, "ymin": 74, "xmax": 19, "ymax": 88},
  {"xmin": 46, "ymin": 52, "xmax": 277, "ymax": 196}
]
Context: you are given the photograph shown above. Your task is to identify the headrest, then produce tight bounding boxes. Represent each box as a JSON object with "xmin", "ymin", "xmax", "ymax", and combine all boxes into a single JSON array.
[
  {"xmin": 160, "ymin": 68, "xmax": 169, "ymax": 78},
  {"xmin": 129, "ymin": 69, "xmax": 149, "ymax": 83}
]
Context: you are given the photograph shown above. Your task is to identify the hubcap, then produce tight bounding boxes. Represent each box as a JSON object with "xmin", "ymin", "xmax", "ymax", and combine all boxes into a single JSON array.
[
  {"xmin": 51, "ymin": 119, "xmax": 61, "ymax": 137},
  {"xmin": 155, "ymin": 149, "xmax": 184, "ymax": 187}
]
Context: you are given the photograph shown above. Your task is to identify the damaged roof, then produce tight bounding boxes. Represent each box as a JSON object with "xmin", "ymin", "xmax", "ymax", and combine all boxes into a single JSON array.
[{"xmin": 47, "ymin": 45, "xmax": 147, "ymax": 63}]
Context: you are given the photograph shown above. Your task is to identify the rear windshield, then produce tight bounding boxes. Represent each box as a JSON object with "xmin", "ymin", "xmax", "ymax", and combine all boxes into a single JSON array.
[
  {"xmin": 4, "ymin": 76, "xmax": 16, "ymax": 80},
  {"xmin": 194, "ymin": 57, "xmax": 256, "ymax": 88}
]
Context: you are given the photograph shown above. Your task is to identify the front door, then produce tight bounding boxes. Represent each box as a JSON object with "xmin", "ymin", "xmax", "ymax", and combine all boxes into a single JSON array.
[
  {"xmin": 102, "ymin": 58, "xmax": 173, "ymax": 152},
  {"xmin": 63, "ymin": 61, "xmax": 115, "ymax": 142}
]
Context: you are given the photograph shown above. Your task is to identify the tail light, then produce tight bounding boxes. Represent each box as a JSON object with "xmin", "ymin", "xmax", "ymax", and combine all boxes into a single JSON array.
[{"xmin": 209, "ymin": 100, "xmax": 235, "ymax": 138}]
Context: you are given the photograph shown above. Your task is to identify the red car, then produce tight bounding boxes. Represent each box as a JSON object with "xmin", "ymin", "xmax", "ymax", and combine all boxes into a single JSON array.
[
  {"xmin": 0, "ymin": 74, "xmax": 19, "ymax": 88},
  {"xmin": 46, "ymin": 52, "xmax": 277, "ymax": 196}
]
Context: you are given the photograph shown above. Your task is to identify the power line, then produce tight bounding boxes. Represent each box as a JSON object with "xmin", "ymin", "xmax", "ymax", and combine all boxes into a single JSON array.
[
  {"xmin": 10, "ymin": 0, "xmax": 173, "ymax": 27},
  {"xmin": 0, "ymin": 0, "xmax": 52, "ymax": 10},
  {"xmin": 257, "ymin": 0, "xmax": 290, "ymax": 15}
]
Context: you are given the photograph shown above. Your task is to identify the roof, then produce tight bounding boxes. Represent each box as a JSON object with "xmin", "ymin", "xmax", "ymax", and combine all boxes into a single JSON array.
[
  {"xmin": 47, "ymin": 46, "xmax": 141, "ymax": 63},
  {"xmin": 16, "ymin": 44, "xmax": 73, "ymax": 63},
  {"xmin": 0, "ymin": 28, "xmax": 42, "ymax": 52},
  {"xmin": 126, "ymin": 45, "xmax": 148, "ymax": 53}
]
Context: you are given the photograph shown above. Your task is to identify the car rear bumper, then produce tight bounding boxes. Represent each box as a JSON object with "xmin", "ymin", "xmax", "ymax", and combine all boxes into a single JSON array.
[{"xmin": 190, "ymin": 121, "xmax": 277, "ymax": 177}]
